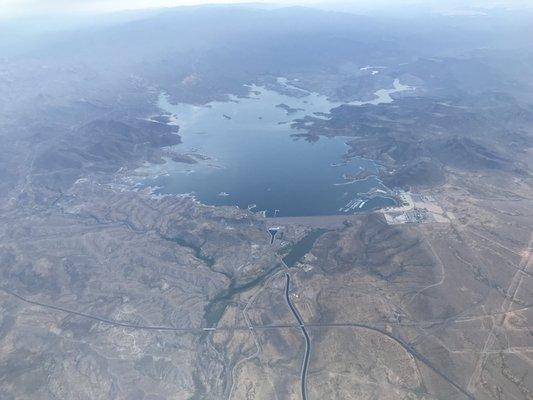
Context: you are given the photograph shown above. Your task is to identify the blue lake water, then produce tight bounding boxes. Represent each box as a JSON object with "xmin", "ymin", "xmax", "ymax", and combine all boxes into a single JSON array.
[{"xmin": 137, "ymin": 79, "xmax": 411, "ymax": 217}]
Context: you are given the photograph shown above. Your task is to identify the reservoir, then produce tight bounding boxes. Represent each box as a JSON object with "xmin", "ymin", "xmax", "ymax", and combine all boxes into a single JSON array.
[{"xmin": 136, "ymin": 79, "xmax": 410, "ymax": 217}]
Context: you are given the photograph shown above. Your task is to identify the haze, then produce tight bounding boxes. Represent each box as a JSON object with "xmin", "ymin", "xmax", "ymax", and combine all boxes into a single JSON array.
[
  {"xmin": 0, "ymin": 1, "xmax": 531, "ymax": 400},
  {"xmin": 2, "ymin": 0, "xmax": 532, "ymax": 18}
]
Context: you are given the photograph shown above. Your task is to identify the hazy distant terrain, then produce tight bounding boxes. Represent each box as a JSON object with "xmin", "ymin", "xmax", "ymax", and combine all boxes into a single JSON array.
[{"xmin": 0, "ymin": 3, "xmax": 532, "ymax": 399}]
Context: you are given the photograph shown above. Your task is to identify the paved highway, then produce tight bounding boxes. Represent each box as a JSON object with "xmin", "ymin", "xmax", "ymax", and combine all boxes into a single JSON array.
[
  {"xmin": 0, "ymin": 284, "xmax": 475, "ymax": 399},
  {"xmin": 284, "ymin": 273, "xmax": 311, "ymax": 400}
]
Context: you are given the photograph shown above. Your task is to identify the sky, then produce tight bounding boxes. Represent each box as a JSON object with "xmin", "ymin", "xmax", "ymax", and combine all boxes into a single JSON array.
[
  {"xmin": 0, "ymin": 0, "xmax": 316, "ymax": 17},
  {"xmin": 1, "ymin": 0, "xmax": 531, "ymax": 18}
]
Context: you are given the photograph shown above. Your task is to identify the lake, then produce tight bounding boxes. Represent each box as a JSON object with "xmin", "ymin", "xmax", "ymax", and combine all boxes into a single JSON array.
[{"xmin": 136, "ymin": 79, "xmax": 411, "ymax": 217}]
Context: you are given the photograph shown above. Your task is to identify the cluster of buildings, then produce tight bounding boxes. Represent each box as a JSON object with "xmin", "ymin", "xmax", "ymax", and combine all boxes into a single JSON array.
[{"xmin": 382, "ymin": 190, "xmax": 448, "ymax": 225}]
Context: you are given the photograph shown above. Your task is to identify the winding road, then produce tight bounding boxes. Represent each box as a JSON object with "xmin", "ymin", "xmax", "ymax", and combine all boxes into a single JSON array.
[
  {"xmin": 284, "ymin": 273, "xmax": 311, "ymax": 400},
  {"xmin": 0, "ymin": 280, "xmax": 475, "ymax": 399}
]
